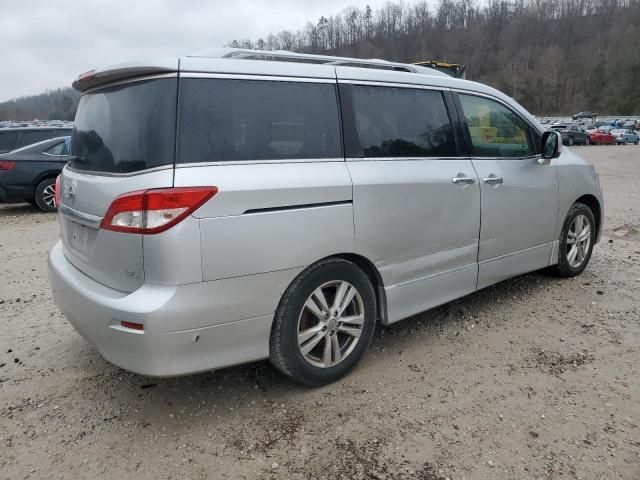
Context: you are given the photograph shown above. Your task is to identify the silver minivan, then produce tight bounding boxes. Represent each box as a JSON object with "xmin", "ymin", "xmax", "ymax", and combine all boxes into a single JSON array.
[{"xmin": 48, "ymin": 49, "xmax": 603, "ymax": 386}]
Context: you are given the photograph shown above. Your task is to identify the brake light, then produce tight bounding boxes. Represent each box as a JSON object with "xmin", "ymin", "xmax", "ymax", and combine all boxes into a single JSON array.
[
  {"xmin": 100, "ymin": 186, "xmax": 218, "ymax": 234},
  {"xmin": 0, "ymin": 161, "xmax": 15, "ymax": 170},
  {"xmin": 54, "ymin": 175, "xmax": 61, "ymax": 207}
]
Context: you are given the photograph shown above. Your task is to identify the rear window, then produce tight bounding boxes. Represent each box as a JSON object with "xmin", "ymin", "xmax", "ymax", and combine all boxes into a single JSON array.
[
  {"xmin": 351, "ymin": 85, "xmax": 457, "ymax": 157},
  {"xmin": 0, "ymin": 131, "xmax": 18, "ymax": 151},
  {"xmin": 70, "ymin": 78, "xmax": 177, "ymax": 173},
  {"xmin": 178, "ymin": 79, "xmax": 341, "ymax": 163}
]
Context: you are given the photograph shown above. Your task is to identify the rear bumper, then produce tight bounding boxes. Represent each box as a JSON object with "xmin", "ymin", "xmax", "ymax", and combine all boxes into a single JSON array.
[{"xmin": 48, "ymin": 241, "xmax": 299, "ymax": 376}]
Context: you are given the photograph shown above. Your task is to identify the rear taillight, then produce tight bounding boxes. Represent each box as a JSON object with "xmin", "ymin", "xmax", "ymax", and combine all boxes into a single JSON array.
[
  {"xmin": 0, "ymin": 161, "xmax": 15, "ymax": 170},
  {"xmin": 54, "ymin": 175, "xmax": 61, "ymax": 207},
  {"xmin": 100, "ymin": 186, "xmax": 218, "ymax": 234}
]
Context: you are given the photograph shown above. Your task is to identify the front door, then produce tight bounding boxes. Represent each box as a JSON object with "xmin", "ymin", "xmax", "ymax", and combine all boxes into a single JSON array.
[
  {"xmin": 336, "ymin": 76, "xmax": 481, "ymax": 323},
  {"xmin": 455, "ymin": 93, "xmax": 559, "ymax": 289}
]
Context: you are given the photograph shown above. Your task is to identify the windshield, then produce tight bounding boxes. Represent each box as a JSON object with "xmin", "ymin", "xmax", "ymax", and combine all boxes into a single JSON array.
[{"xmin": 70, "ymin": 78, "xmax": 177, "ymax": 173}]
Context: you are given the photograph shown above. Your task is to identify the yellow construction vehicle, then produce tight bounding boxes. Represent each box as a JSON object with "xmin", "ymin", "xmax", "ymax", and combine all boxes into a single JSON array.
[{"xmin": 413, "ymin": 61, "xmax": 466, "ymax": 79}]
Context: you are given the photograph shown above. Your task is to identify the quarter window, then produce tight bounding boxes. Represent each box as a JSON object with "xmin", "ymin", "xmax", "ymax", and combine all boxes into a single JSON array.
[
  {"xmin": 351, "ymin": 85, "xmax": 457, "ymax": 157},
  {"xmin": 45, "ymin": 140, "xmax": 69, "ymax": 156},
  {"xmin": 178, "ymin": 79, "xmax": 342, "ymax": 163},
  {"xmin": 458, "ymin": 94, "xmax": 534, "ymax": 157}
]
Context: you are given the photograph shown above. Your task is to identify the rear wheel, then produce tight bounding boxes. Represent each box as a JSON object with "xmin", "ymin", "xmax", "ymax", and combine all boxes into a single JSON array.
[
  {"xmin": 552, "ymin": 202, "xmax": 595, "ymax": 278},
  {"xmin": 269, "ymin": 258, "xmax": 376, "ymax": 386},
  {"xmin": 567, "ymin": 136, "xmax": 574, "ymax": 146},
  {"xmin": 584, "ymin": 137, "xmax": 590, "ymax": 146},
  {"xmin": 34, "ymin": 178, "xmax": 57, "ymax": 212}
]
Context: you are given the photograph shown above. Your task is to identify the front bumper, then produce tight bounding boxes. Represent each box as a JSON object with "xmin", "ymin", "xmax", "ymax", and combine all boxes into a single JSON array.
[{"xmin": 48, "ymin": 241, "xmax": 297, "ymax": 376}]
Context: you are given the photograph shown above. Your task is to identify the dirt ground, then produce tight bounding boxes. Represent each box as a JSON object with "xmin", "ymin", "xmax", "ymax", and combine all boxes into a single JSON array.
[{"xmin": 1, "ymin": 145, "xmax": 638, "ymax": 480}]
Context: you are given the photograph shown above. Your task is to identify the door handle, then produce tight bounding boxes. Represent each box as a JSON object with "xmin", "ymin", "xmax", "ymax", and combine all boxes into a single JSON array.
[
  {"xmin": 483, "ymin": 176, "xmax": 504, "ymax": 185},
  {"xmin": 452, "ymin": 176, "xmax": 476, "ymax": 185}
]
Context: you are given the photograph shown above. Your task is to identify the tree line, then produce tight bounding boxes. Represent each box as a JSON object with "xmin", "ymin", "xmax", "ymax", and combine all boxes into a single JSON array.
[
  {"xmin": 230, "ymin": 0, "xmax": 640, "ymax": 115},
  {"xmin": 0, "ymin": 88, "xmax": 79, "ymax": 122}
]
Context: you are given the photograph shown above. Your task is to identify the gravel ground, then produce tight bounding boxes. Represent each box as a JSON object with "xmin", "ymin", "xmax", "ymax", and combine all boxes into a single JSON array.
[{"xmin": 1, "ymin": 145, "xmax": 639, "ymax": 480}]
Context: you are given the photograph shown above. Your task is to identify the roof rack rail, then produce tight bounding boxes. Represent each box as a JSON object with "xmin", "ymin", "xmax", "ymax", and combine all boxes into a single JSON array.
[{"xmin": 188, "ymin": 48, "xmax": 448, "ymax": 76}]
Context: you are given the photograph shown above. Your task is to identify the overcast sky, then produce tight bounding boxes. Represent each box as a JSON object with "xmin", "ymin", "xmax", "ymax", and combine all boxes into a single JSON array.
[{"xmin": 0, "ymin": 0, "xmax": 394, "ymax": 102}]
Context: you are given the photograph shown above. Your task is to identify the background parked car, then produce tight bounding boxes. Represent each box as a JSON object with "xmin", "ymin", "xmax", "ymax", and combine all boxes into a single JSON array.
[
  {"xmin": 0, "ymin": 126, "xmax": 72, "ymax": 154},
  {"xmin": 588, "ymin": 130, "xmax": 616, "ymax": 145},
  {"xmin": 572, "ymin": 111, "xmax": 597, "ymax": 120},
  {"xmin": 550, "ymin": 124, "xmax": 590, "ymax": 145},
  {"xmin": 0, "ymin": 136, "xmax": 70, "ymax": 211},
  {"xmin": 611, "ymin": 129, "xmax": 640, "ymax": 145}
]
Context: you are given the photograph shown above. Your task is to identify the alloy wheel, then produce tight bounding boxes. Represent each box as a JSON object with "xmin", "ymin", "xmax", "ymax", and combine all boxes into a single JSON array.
[
  {"xmin": 42, "ymin": 184, "xmax": 56, "ymax": 208},
  {"xmin": 566, "ymin": 214, "xmax": 591, "ymax": 268},
  {"xmin": 297, "ymin": 280, "xmax": 365, "ymax": 368}
]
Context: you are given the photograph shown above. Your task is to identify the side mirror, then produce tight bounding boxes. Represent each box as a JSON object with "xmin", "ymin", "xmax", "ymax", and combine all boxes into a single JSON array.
[{"xmin": 541, "ymin": 130, "xmax": 562, "ymax": 161}]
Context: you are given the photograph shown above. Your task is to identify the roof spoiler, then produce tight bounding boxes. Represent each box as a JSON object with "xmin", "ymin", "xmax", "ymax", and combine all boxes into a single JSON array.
[{"xmin": 72, "ymin": 58, "xmax": 179, "ymax": 92}]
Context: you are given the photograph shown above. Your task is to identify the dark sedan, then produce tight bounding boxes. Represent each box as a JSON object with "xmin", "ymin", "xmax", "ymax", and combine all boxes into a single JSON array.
[
  {"xmin": 0, "ymin": 127, "xmax": 72, "ymax": 154},
  {"xmin": 0, "ymin": 137, "xmax": 69, "ymax": 212},
  {"xmin": 550, "ymin": 124, "xmax": 590, "ymax": 145}
]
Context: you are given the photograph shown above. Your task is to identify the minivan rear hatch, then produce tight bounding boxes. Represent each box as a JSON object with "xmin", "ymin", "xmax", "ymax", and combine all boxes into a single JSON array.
[{"xmin": 59, "ymin": 73, "xmax": 177, "ymax": 292}]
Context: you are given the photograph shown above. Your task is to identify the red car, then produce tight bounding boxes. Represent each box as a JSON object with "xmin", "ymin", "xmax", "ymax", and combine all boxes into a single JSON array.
[{"xmin": 588, "ymin": 130, "xmax": 616, "ymax": 145}]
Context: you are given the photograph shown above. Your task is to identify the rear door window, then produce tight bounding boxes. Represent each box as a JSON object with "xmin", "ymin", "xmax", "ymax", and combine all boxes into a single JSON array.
[
  {"xmin": 350, "ymin": 85, "xmax": 457, "ymax": 157},
  {"xmin": 458, "ymin": 94, "xmax": 535, "ymax": 157},
  {"xmin": 177, "ymin": 79, "xmax": 342, "ymax": 163},
  {"xmin": 70, "ymin": 78, "xmax": 177, "ymax": 173},
  {"xmin": 0, "ymin": 131, "xmax": 18, "ymax": 151},
  {"xmin": 17, "ymin": 130, "xmax": 51, "ymax": 148}
]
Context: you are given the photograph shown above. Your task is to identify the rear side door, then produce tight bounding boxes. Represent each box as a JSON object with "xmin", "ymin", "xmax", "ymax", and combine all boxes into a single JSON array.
[
  {"xmin": 454, "ymin": 93, "xmax": 559, "ymax": 289},
  {"xmin": 337, "ymin": 72, "xmax": 480, "ymax": 324}
]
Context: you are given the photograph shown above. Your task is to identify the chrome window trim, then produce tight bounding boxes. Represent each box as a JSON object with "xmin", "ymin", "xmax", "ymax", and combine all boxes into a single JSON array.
[
  {"xmin": 346, "ymin": 156, "xmax": 463, "ymax": 162},
  {"xmin": 81, "ymin": 73, "xmax": 178, "ymax": 96},
  {"xmin": 338, "ymin": 79, "xmax": 445, "ymax": 91},
  {"xmin": 58, "ymin": 203, "xmax": 103, "ymax": 228},
  {"xmin": 175, "ymin": 158, "xmax": 345, "ymax": 168},
  {"xmin": 468, "ymin": 154, "xmax": 542, "ymax": 161},
  {"xmin": 179, "ymin": 72, "xmax": 336, "ymax": 84},
  {"xmin": 64, "ymin": 163, "xmax": 173, "ymax": 177},
  {"xmin": 42, "ymin": 152, "xmax": 68, "ymax": 158}
]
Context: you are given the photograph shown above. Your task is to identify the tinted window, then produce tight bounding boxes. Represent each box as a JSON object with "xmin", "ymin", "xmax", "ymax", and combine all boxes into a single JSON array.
[
  {"xmin": 178, "ymin": 79, "xmax": 341, "ymax": 163},
  {"xmin": 0, "ymin": 131, "xmax": 18, "ymax": 151},
  {"xmin": 458, "ymin": 94, "xmax": 534, "ymax": 158},
  {"xmin": 17, "ymin": 130, "xmax": 51, "ymax": 148},
  {"xmin": 70, "ymin": 78, "xmax": 177, "ymax": 173},
  {"xmin": 351, "ymin": 85, "xmax": 456, "ymax": 157}
]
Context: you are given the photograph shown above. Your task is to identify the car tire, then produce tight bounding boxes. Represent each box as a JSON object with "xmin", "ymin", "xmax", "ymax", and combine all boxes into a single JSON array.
[
  {"xmin": 623, "ymin": 139, "xmax": 628, "ymax": 145},
  {"xmin": 567, "ymin": 136, "xmax": 574, "ymax": 146},
  {"xmin": 584, "ymin": 137, "xmax": 589, "ymax": 146},
  {"xmin": 635, "ymin": 140, "xmax": 639, "ymax": 145},
  {"xmin": 552, "ymin": 202, "xmax": 596, "ymax": 278},
  {"xmin": 269, "ymin": 258, "xmax": 376, "ymax": 387},
  {"xmin": 34, "ymin": 178, "xmax": 57, "ymax": 212}
]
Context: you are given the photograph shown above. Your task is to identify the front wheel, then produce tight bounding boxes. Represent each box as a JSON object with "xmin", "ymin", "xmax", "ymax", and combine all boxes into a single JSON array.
[
  {"xmin": 584, "ymin": 137, "xmax": 590, "ymax": 146},
  {"xmin": 567, "ymin": 136, "xmax": 574, "ymax": 146},
  {"xmin": 269, "ymin": 259, "xmax": 376, "ymax": 386},
  {"xmin": 34, "ymin": 178, "xmax": 57, "ymax": 212},
  {"xmin": 552, "ymin": 202, "xmax": 595, "ymax": 278}
]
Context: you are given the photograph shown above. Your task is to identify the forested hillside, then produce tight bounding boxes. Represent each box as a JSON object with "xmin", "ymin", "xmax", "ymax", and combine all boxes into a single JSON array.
[
  {"xmin": 0, "ymin": 88, "xmax": 79, "ymax": 122},
  {"xmin": 230, "ymin": 0, "xmax": 640, "ymax": 115}
]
